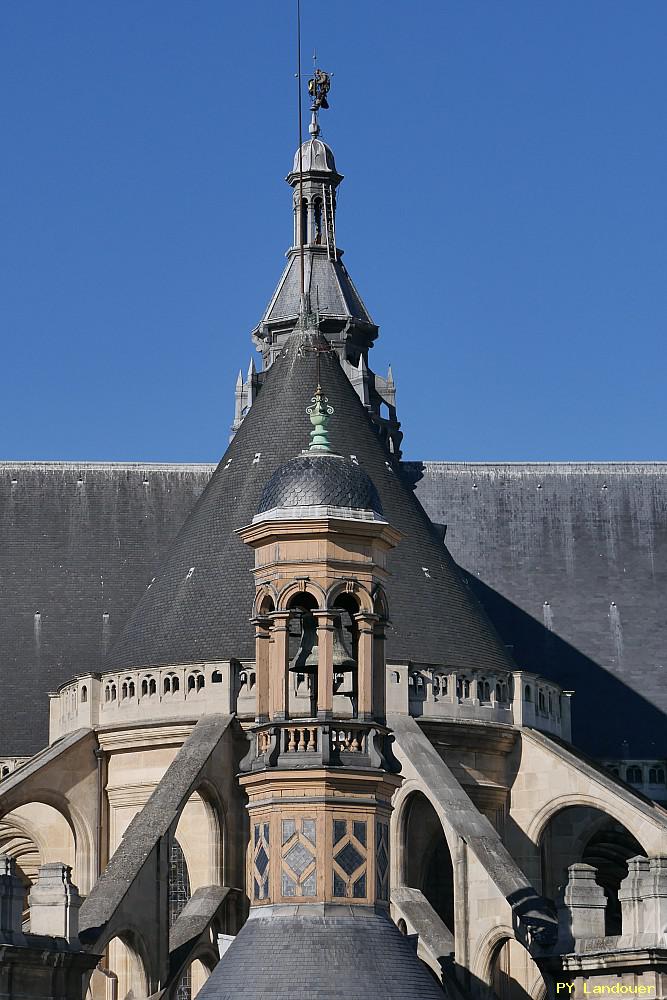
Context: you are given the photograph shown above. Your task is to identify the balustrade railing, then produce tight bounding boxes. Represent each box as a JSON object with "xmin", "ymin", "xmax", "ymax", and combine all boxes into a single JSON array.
[
  {"xmin": 283, "ymin": 725, "xmax": 319, "ymax": 753},
  {"xmin": 242, "ymin": 719, "xmax": 395, "ymax": 772}
]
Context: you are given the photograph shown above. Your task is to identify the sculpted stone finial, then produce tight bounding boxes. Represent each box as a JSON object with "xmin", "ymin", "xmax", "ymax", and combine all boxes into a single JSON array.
[{"xmin": 307, "ymin": 384, "xmax": 334, "ymax": 453}]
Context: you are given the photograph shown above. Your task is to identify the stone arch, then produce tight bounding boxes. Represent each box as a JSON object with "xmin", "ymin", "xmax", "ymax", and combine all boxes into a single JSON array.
[
  {"xmin": 0, "ymin": 814, "xmax": 40, "ymax": 919},
  {"xmin": 393, "ymin": 783, "xmax": 456, "ymax": 935},
  {"xmin": 393, "ymin": 778, "xmax": 460, "ymax": 867},
  {"xmin": 0, "ymin": 795, "xmax": 95, "ymax": 892},
  {"xmin": 482, "ymin": 932, "xmax": 548, "ymax": 1000},
  {"xmin": 527, "ymin": 792, "xmax": 652, "ymax": 853},
  {"xmin": 177, "ymin": 953, "xmax": 215, "ymax": 998},
  {"xmin": 106, "ymin": 927, "xmax": 151, "ymax": 1000},
  {"xmin": 473, "ymin": 924, "xmax": 516, "ymax": 985},
  {"xmin": 538, "ymin": 802, "xmax": 646, "ymax": 935},
  {"xmin": 173, "ymin": 780, "xmax": 226, "ymax": 892},
  {"xmin": 254, "ymin": 585, "xmax": 277, "ymax": 617},
  {"xmin": 326, "ymin": 579, "xmax": 373, "ymax": 613},
  {"xmin": 277, "ymin": 579, "xmax": 326, "ymax": 611}
]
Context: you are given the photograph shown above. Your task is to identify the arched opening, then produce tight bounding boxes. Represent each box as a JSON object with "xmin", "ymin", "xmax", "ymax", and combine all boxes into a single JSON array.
[
  {"xmin": 287, "ymin": 591, "xmax": 319, "ymax": 717},
  {"xmin": 299, "ymin": 198, "xmax": 308, "ymax": 247},
  {"xmin": 313, "ymin": 197, "xmax": 323, "ymax": 244},
  {"xmin": 0, "ymin": 816, "xmax": 40, "ymax": 921},
  {"xmin": 401, "ymin": 791, "xmax": 454, "ymax": 935},
  {"xmin": 168, "ymin": 832, "xmax": 220, "ymax": 999},
  {"xmin": 539, "ymin": 805, "xmax": 645, "ymax": 934},
  {"xmin": 81, "ymin": 685, "xmax": 88, "ymax": 704},
  {"xmin": 258, "ymin": 594, "xmax": 275, "ymax": 617},
  {"xmin": 175, "ymin": 957, "xmax": 212, "ymax": 1000},
  {"xmin": 489, "ymin": 936, "xmax": 546, "ymax": 1000},
  {"xmin": 106, "ymin": 930, "xmax": 150, "ymax": 1000},
  {"xmin": 0, "ymin": 802, "xmax": 77, "ymax": 902},
  {"xmin": 173, "ymin": 786, "xmax": 223, "ymax": 893},
  {"xmin": 169, "ymin": 836, "xmax": 191, "ymax": 926},
  {"xmin": 332, "ymin": 592, "xmax": 359, "ymax": 716}
]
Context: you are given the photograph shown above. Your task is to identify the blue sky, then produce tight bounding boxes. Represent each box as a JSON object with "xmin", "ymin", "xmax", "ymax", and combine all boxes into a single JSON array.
[{"xmin": 2, "ymin": 1, "xmax": 665, "ymax": 462}]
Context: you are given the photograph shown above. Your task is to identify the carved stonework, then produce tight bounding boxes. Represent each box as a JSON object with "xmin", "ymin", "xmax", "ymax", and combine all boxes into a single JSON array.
[
  {"xmin": 281, "ymin": 818, "xmax": 317, "ymax": 897},
  {"xmin": 252, "ymin": 821, "xmax": 271, "ymax": 902},
  {"xmin": 332, "ymin": 819, "xmax": 367, "ymax": 899}
]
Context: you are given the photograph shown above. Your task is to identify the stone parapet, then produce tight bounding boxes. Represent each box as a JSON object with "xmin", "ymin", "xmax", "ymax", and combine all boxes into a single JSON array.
[
  {"xmin": 388, "ymin": 663, "xmax": 568, "ymax": 739},
  {"xmin": 0, "ymin": 757, "xmax": 30, "ymax": 781},
  {"xmin": 48, "ymin": 661, "xmax": 239, "ymax": 740}
]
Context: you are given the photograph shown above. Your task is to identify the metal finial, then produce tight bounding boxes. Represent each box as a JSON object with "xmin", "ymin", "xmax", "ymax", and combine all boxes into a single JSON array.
[
  {"xmin": 306, "ymin": 384, "xmax": 334, "ymax": 452},
  {"xmin": 308, "ymin": 67, "xmax": 331, "ymax": 138}
]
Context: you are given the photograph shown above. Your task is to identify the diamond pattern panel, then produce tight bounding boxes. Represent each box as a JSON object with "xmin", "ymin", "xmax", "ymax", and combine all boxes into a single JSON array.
[
  {"xmin": 285, "ymin": 841, "xmax": 314, "ymax": 878},
  {"xmin": 255, "ymin": 844, "xmax": 269, "ymax": 877},
  {"xmin": 335, "ymin": 842, "xmax": 363, "ymax": 877}
]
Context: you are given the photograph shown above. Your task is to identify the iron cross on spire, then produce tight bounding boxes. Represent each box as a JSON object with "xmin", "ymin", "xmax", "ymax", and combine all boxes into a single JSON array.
[{"xmin": 298, "ymin": 337, "xmax": 335, "ymax": 389}]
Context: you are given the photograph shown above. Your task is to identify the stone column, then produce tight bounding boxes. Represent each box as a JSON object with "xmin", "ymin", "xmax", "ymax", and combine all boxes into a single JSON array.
[
  {"xmin": 560, "ymin": 690, "xmax": 574, "ymax": 741},
  {"xmin": 560, "ymin": 863, "xmax": 606, "ymax": 943},
  {"xmin": 0, "ymin": 855, "xmax": 24, "ymax": 935},
  {"xmin": 315, "ymin": 611, "xmax": 334, "ymax": 720},
  {"xmin": 511, "ymin": 671, "xmax": 525, "ymax": 726},
  {"xmin": 619, "ymin": 855, "xmax": 649, "ymax": 938},
  {"xmin": 355, "ymin": 613, "xmax": 375, "ymax": 721},
  {"xmin": 253, "ymin": 616, "xmax": 271, "ymax": 723},
  {"xmin": 372, "ymin": 619, "xmax": 387, "ymax": 723},
  {"xmin": 448, "ymin": 671, "xmax": 458, "ymax": 705},
  {"xmin": 28, "ymin": 862, "xmax": 82, "ymax": 942},
  {"xmin": 641, "ymin": 856, "xmax": 667, "ymax": 938},
  {"xmin": 270, "ymin": 612, "xmax": 291, "ymax": 721}
]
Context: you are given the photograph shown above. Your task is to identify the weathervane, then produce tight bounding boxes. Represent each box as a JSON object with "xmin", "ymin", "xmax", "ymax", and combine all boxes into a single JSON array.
[{"xmin": 307, "ymin": 66, "xmax": 331, "ymax": 137}]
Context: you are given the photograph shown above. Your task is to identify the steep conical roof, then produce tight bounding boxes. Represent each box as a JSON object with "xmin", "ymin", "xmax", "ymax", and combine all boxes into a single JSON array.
[{"xmin": 107, "ymin": 331, "xmax": 513, "ymax": 673}]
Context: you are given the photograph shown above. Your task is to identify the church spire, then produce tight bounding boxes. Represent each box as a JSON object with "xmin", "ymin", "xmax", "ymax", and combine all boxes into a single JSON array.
[{"xmin": 245, "ymin": 63, "xmax": 403, "ymax": 459}]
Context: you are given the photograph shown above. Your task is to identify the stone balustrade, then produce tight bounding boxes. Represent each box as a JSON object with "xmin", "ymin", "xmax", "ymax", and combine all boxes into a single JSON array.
[
  {"xmin": 47, "ymin": 659, "xmax": 571, "ymax": 743},
  {"xmin": 0, "ymin": 758, "xmax": 30, "ymax": 781},
  {"xmin": 601, "ymin": 758, "xmax": 667, "ymax": 801},
  {"xmin": 48, "ymin": 661, "xmax": 244, "ymax": 741},
  {"xmin": 242, "ymin": 720, "xmax": 394, "ymax": 772},
  {"xmin": 387, "ymin": 664, "xmax": 571, "ymax": 740}
]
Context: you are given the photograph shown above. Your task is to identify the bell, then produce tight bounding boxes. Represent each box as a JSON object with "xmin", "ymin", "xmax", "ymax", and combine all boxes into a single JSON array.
[
  {"xmin": 332, "ymin": 615, "xmax": 356, "ymax": 671},
  {"xmin": 289, "ymin": 612, "xmax": 319, "ymax": 673}
]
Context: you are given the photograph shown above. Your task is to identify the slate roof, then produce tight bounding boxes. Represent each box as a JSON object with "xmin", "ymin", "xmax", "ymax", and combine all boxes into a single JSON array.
[
  {"xmin": 106, "ymin": 331, "xmax": 514, "ymax": 677},
  {"xmin": 197, "ymin": 908, "xmax": 447, "ymax": 1000},
  {"xmin": 254, "ymin": 248, "xmax": 375, "ymax": 332},
  {"xmin": 0, "ymin": 462, "xmax": 211, "ymax": 754},
  {"xmin": 257, "ymin": 453, "xmax": 383, "ymax": 515},
  {"xmin": 2, "ymin": 457, "xmax": 666, "ymax": 756},
  {"xmin": 409, "ymin": 461, "xmax": 667, "ymax": 757}
]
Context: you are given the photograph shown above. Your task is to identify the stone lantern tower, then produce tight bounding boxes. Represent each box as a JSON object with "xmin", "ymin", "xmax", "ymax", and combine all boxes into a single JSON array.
[
  {"xmin": 198, "ymin": 344, "xmax": 447, "ymax": 998},
  {"xmin": 236, "ymin": 378, "xmax": 402, "ymax": 907}
]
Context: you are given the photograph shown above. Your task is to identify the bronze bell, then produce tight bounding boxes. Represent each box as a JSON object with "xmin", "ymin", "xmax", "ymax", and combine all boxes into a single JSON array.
[
  {"xmin": 289, "ymin": 612, "xmax": 319, "ymax": 673},
  {"xmin": 288, "ymin": 612, "xmax": 357, "ymax": 675},
  {"xmin": 332, "ymin": 614, "xmax": 356, "ymax": 671}
]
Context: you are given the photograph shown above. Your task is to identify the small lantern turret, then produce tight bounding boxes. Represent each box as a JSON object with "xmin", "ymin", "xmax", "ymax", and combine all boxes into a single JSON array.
[{"xmin": 235, "ymin": 376, "xmax": 402, "ymax": 912}]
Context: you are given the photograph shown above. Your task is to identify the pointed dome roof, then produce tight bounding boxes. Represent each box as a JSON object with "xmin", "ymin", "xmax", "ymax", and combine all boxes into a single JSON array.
[
  {"xmin": 257, "ymin": 453, "xmax": 383, "ymax": 518},
  {"xmin": 105, "ymin": 331, "xmax": 514, "ymax": 674},
  {"xmin": 291, "ymin": 137, "xmax": 338, "ymax": 175}
]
